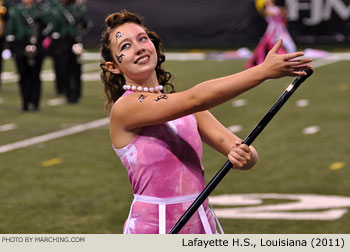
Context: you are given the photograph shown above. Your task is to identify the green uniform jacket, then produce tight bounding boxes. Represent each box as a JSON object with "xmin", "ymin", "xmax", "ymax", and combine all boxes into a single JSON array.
[
  {"xmin": 49, "ymin": 0, "xmax": 92, "ymax": 42},
  {"xmin": 6, "ymin": 2, "xmax": 51, "ymax": 44}
]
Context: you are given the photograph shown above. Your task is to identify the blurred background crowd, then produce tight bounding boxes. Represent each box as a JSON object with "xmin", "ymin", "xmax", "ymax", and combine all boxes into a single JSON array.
[{"xmin": 0, "ymin": 0, "xmax": 92, "ymax": 111}]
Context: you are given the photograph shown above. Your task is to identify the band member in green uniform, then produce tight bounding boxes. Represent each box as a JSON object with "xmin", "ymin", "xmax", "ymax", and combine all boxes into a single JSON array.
[
  {"xmin": 6, "ymin": 0, "xmax": 51, "ymax": 111},
  {"xmin": 46, "ymin": 0, "xmax": 64, "ymax": 95},
  {"xmin": 49, "ymin": 0, "xmax": 92, "ymax": 103}
]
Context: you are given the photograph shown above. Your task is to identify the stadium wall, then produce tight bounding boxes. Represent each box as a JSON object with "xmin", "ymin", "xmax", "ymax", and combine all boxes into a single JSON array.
[{"xmin": 85, "ymin": 0, "xmax": 350, "ymax": 48}]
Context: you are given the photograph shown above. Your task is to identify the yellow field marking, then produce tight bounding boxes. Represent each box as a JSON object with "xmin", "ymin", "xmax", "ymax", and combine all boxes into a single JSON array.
[
  {"xmin": 339, "ymin": 83, "xmax": 348, "ymax": 91},
  {"xmin": 329, "ymin": 162, "xmax": 345, "ymax": 171},
  {"xmin": 41, "ymin": 158, "xmax": 62, "ymax": 167}
]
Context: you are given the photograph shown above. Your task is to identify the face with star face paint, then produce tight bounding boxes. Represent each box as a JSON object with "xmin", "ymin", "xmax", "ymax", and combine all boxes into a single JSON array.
[{"xmin": 106, "ymin": 22, "xmax": 158, "ymax": 84}]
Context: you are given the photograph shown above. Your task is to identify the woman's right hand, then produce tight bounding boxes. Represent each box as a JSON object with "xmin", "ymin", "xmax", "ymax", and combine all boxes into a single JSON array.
[{"xmin": 259, "ymin": 39, "xmax": 313, "ymax": 80}]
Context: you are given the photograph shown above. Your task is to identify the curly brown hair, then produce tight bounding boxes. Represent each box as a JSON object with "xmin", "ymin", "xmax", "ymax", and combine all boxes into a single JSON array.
[{"xmin": 100, "ymin": 10, "xmax": 174, "ymax": 110}]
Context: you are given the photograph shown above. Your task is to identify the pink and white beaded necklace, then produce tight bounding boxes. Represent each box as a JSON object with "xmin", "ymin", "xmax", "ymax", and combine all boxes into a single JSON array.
[{"xmin": 122, "ymin": 84, "xmax": 163, "ymax": 93}]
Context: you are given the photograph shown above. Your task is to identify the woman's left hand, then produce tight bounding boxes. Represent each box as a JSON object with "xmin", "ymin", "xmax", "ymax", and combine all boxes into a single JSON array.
[{"xmin": 228, "ymin": 140, "xmax": 254, "ymax": 170}]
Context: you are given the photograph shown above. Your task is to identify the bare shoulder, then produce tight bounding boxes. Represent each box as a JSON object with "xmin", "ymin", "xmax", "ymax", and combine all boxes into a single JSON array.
[
  {"xmin": 110, "ymin": 92, "xmax": 138, "ymax": 121},
  {"xmin": 110, "ymin": 91, "xmax": 149, "ymax": 124},
  {"xmin": 110, "ymin": 94, "xmax": 140, "ymax": 149}
]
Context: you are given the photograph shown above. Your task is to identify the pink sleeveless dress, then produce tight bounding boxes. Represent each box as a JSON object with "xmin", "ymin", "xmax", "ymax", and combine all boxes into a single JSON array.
[{"xmin": 113, "ymin": 91, "xmax": 218, "ymax": 234}]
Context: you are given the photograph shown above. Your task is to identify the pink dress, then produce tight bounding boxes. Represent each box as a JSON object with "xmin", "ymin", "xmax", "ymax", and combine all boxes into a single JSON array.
[
  {"xmin": 113, "ymin": 91, "xmax": 218, "ymax": 234},
  {"xmin": 246, "ymin": 5, "xmax": 296, "ymax": 68}
]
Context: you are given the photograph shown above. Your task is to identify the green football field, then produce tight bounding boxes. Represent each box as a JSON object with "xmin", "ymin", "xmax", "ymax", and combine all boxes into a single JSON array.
[{"xmin": 0, "ymin": 52, "xmax": 349, "ymax": 234}]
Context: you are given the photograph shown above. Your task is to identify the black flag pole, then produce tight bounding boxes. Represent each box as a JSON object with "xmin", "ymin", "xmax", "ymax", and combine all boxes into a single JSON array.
[{"xmin": 169, "ymin": 68, "xmax": 313, "ymax": 234}]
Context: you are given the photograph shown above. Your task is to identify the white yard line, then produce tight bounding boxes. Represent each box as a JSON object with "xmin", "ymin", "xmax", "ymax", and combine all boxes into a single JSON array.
[
  {"xmin": 0, "ymin": 118, "xmax": 109, "ymax": 154},
  {"xmin": 83, "ymin": 62, "xmax": 101, "ymax": 71},
  {"xmin": 0, "ymin": 123, "xmax": 17, "ymax": 132},
  {"xmin": 311, "ymin": 52, "xmax": 350, "ymax": 68}
]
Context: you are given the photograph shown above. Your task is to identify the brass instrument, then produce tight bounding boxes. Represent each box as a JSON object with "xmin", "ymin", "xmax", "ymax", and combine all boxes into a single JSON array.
[
  {"xmin": 24, "ymin": 44, "xmax": 37, "ymax": 66},
  {"xmin": 22, "ymin": 2, "xmax": 40, "ymax": 66}
]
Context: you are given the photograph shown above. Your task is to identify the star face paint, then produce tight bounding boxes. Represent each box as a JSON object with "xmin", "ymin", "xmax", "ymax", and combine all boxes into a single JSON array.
[
  {"xmin": 138, "ymin": 94, "xmax": 147, "ymax": 103},
  {"xmin": 115, "ymin": 32, "xmax": 126, "ymax": 63},
  {"xmin": 154, "ymin": 94, "xmax": 168, "ymax": 102},
  {"xmin": 116, "ymin": 31, "xmax": 123, "ymax": 39},
  {"xmin": 116, "ymin": 54, "xmax": 125, "ymax": 63}
]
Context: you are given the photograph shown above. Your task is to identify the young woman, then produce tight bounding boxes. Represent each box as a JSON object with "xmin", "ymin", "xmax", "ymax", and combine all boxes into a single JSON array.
[{"xmin": 99, "ymin": 10, "xmax": 312, "ymax": 234}]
